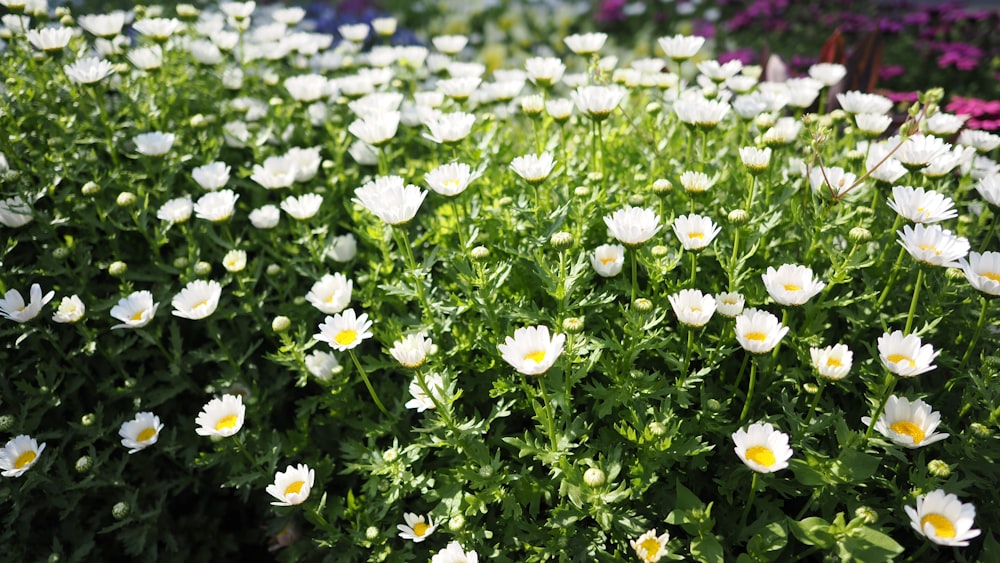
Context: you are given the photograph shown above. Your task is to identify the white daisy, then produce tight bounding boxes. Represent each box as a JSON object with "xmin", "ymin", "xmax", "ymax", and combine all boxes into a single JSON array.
[
  {"xmin": 249, "ymin": 205, "xmax": 280, "ymax": 229},
  {"xmin": 877, "ymin": 330, "xmax": 939, "ymax": 377},
  {"xmin": 405, "ymin": 372, "xmax": 445, "ymax": 412},
  {"xmin": 266, "ymin": 464, "xmax": 315, "ymax": 506},
  {"xmin": 958, "ymin": 251, "xmax": 1000, "ymax": 296},
  {"xmin": 630, "ymin": 528, "xmax": 670, "ymax": 562},
  {"xmin": 0, "ymin": 434, "xmax": 45, "ymax": 478},
  {"xmin": 157, "ymin": 196, "xmax": 194, "ymax": 224},
  {"xmin": 314, "ymin": 308, "xmax": 373, "ymax": 352},
  {"xmin": 715, "ymin": 291, "xmax": 745, "ymax": 317},
  {"xmin": 0, "ymin": 283, "xmax": 54, "ymax": 323},
  {"xmin": 192, "ymin": 161, "xmax": 231, "ymax": 191},
  {"xmin": 887, "ymin": 186, "xmax": 957, "ymax": 224},
  {"xmin": 119, "ymin": 412, "xmax": 164, "ymax": 454},
  {"xmin": 425, "ymin": 162, "xmax": 480, "ymax": 197},
  {"xmin": 498, "ymin": 325, "xmax": 566, "ymax": 376},
  {"xmin": 52, "ymin": 295, "xmax": 86, "ymax": 323},
  {"xmin": 897, "ymin": 224, "xmax": 969, "ymax": 268},
  {"xmin": 510, "ymin": 153, "xmax": 556, "ymax": 185},
  {"xmin": 672, "ymin": 214, "xmax": 721, "ymax": 251},
  {"xmin": 668, "ymin": 289, "xmax": 717, "ymax": 328},
  {"xmin": 305, "ymin": 350, "xmax": 340, "ymax": 381},
  {"xmin": 809, "ymin": 344, "xmax": 853, "ymax": 380},
  {"xmin": 563, "ymin": 32, "xmax": 607, "ymax": 55},
  {"xmin": 862, "ymin": 395, "xmax": 949, "ymax": 449},
  {"xmin": 171, "ymin": 280, "xmax": 222, "ymax": 320},
  {"xmin": 194, "ymin": 394, "xmax": 245, "ymax": 438},
  {"xmin": 735, "ymin": 308, "xmax": 788, "ymax": 354},
  {"xmin": 905, "ymin": 490, "xmax": 981, "ymax": 547},
  {"xmin": 305, "ymin": 273, "xmax": 353, "ymax": 315},
  {"xmin": 657, "ymin": 34, "xmax": 705, "ymax": 61},
  {"xmin": 353, "ymin": 176, "xmax": 427, "ymax": 226},
  {"xmin": 390, "ymin": 333, "xmax": 433, "ymax": 369},
  {"xmin": 762, "ymin": 264, "xmax": 826, "ymax": 306},
  {"xmin": 604, "ymin": 206, "xmax": 661, "ymax": 247},
  {"xmin": 110, "ymin": 290, "xmax": 158, "ymax": 330},
  {"xmin": 194, "ymin": 190, "xmax": 239, "ymax": 223},
  {"xmin": 281, "ymin": 193, "xmax": 323, "ymax": 220},
  {"xmin": 590, "ymin": 244, "xmax": 625, "ymax": 277},
  {"xmin": 397, "ymin": 512, "xmax": 438, "ymax": 542},
  {"xmin": 431, "ymin": 541, "xmax": 478, "ymax": 563},
  {"xmin": 732, "ymin": 422, "xmax": 793, "ymax": 473}
]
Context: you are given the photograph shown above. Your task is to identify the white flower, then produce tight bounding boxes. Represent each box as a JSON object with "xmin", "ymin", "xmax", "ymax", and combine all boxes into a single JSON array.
[
  {"xmin": 862, "ymin": 395, "xmax": 949, "ymax": 449},
  {"xmin": 809, "ymin": 344, "xmax": 853, "ymax": 380},
  {"xmin": 897, "ymin": 224, "xmax": 969, "ymax": 268},
  {"xmin": 192, "ymin": 162, "xmax": 231, "ymax": 191},
  {"xmin": 0, "ymin": 435, "xmax": 45, "ymax": 478},
  {"xmin": 119, "ymin": 412, "xmax": 164, "ymax": 454},
  {"xmin": 546, "ymin": 98, "xmax": 574, "ymax": 121},
  {"xmin": 371, "ymin": 17, "xmax": 397, "ymax": 36},
  {"xmin": 220, "ymin": 1, "xmax": 256, "ymax": 20},
  {"xmin": 397, "ymin": 512, "xmax": 438, "ymax": 542},
  {"xmin": 570, "ymin": 85, "xmax": 626, "ymax": 121},
  {"xmin": 855, "ymin": 113, "xmax": 893, "ymax": 136},
  {"xmin": 498, "ymin": 325, "xmax": 566, "ymax": 376},
  {"xmin": 405, "ymin": 372, "xmax": 445, "ymax": 412},
  {"xmin": 590, "ymin": 244, "xmax": 625, "ymax": 277},
  {"xmin": 697, "ymin": 59, "xmax": 743, "ymax": 82},
  {"xmin": 349, "ymin": 112, "xmax": 400, "ymax": 147},
  {"xmin": 524, "ymin": 56, "xmax": 566, "ymax": 88},
  {"xmin": 436, "ymin": 77, "xmax": 481, "ymax": 100},
  {"xmin": 905, "ymin": 489, "xmax": 981, "ymax": 547},
  {"xmin": 77, "ymin": 12, "xmax": 126, "ymax": 38},
  {"xmin": 0, "ymin": 283, "xmax": 54, "ymax": 323},
  {"xmin": 222, "ymin": 249, "xmax": 247, "ymax": 273},
  {"xmin": 339, "ymin": 23, "xmax": 370, "ymax": 42},
  {"xmin": 807, "ymin": 63, "xmax": 847, "ymax": 86},
  {"xmin": 423, "ymin": 112, "xmax": 476, "ymax": 145},
  {"xmin": 194, "ymin": 190, "xmax": 239, "ymax": 222},
  {"xmin": 672, "ymin": 214, "xmax": 721, "ymax": 251},
  {"xmin": 657, "ymin": 34, "xmax": 705, "ymax": 60},
  {"xmin": 285, "ymin": 147, "xmax": 322, "ymax": 182},
  {"xmin": 281, "ymin": 193, "xmax": 323, "ymax": 220},
  {"xmin": 975, "ymin": 174, "xmax": 1000, "ymax": 206},
  {"xmin": 251, "ymin": 155, "xmax": 298, "ymax": 190},
  {"xmin": 809, "ymin": 166, "xmax": 860, "ymax": 197},
  {"xmin": 132, "ymin": 17, "xmax": 183, "ymax": 41},
  {"xmin": 678, "ymin": 171, "xmax": 714, "ymax": 193},
  {"xmin": 306, "ymin": 273, "xmax": 353, "ymax": 315},
  {"xmin": 64, "ymin": 56, "xmax": 115, "ymax": 84},
  {"xmin": 957, "ymin": 129, "xmax": 1000, "ymax": 153},
  {"xmin": 266, "ymin": 464, "xmax": 315, "ymax": 506},
  {"xmin": 52, "ymin": 295, "xmax": 86, "ymax": 323},
  {"xmin": 314, "ymin": 308, "xmax": 373, "ymax": 352},
  {"xmin": 305, "ymin": 350, "xmax": 340, "ymax": 381},
  {"xmin": 127, "ymin": 45, "xmax": 163, "ymax": 70},
  {"xmin": 958, "ymin": 251, "xmax": 1000, "ymax": 296},
  {"xmin": 674, "ymin": 93, "xmax": 731, "ymax": 127},
  {"xmin": 194, "ymin": 394, "xmax": 245, "ymax": 438},
  {"xmin": 735, "ymin": 308, "xmax": 788, "ymax": 354},
  {"xmin": 878, "ymin": 330, "xmax": 939, "ymax": 377},
  {"xmin": 432, "ymin": 34, "xmax": 468, "ymax": 55},
  {"xmin": 249, "ymin": 205, "xmax": 280, "ymax": 229},
  {"xmin": 732, "ymin": 422, "xmax": 793, "ymax": 473},
  {"xmin": 887, "ymin": 186, "xmax": 957, "ymax": 224},
  {"xmin": 431, "ymin": 541, "xmax": 478, "ymax": 563},
  {"xmin": 604, "ymin": 206, "xmax": 661, "ymax": 247},
  {"xmin": 353, "ymin": 176, "xmax": 427, "ymax": 225},
  {"xmin": 327, "ymin": 233, "xmax": 358, "ymax": 262},
  {"xmin": 110, "ymin": 290, "xmax": 158, "ymax": 330},
  {"xmin": 425, "ymin": 162, "xmax": 480, "ymax": 197},
  {"xmin": 26, "ymin": 26, "xmax": 73, "ymax": 51},
  {"xmin": 563, "ymin": 32, "xmax": 607, "ymax": 55},
  {"xmin": 157, "ymin": 196, "xmax": 193, "ymax": 224},
  {"xmin": 866, "ymin": 142, "xmax": 907, "ymax": 184},
  {"xmin": 668, "ymin": 289, "xmax": 717, "ymax": 328},
  {"xmin": 716, "ymin": 291, "xmax": 745, "ymax": 317},
  {"xmin": 762, "ymin": 264, "xmax": 826, "ymax": 306},
  {"xmin": 836, "ymin": 91, "xmax": 893, "ymax": 115},
  {"xmin": 172, "ymin": 280, "xmax": 222, "ymax": 320},
  {"xmin": 390, "ymin": 333, "xmax": 433, "ymax": 369},
  {"xmin": 890, "ymin": 134, "xmax": 952, "ymax": 169},
  {"xmin": 739, "ymin": 146, "xmax": 772, "ymax": 171},
  {"xmin": 510, "ymin": 153, "xmax": 556, "ymax": 185},
  {"xmin": 924, "ymin": 113, "xmax": 967, "ymax": 136},
  {"xmin": 348, "ymin": 140, "xmax": 379, "ymax": 166},
  {"xmin": 631, "ymin": 528, "xmax": 670, "ymax": 562},
  {"xmin": 0, "ymin": 195, "xmax": 33, "ymax": 227}
]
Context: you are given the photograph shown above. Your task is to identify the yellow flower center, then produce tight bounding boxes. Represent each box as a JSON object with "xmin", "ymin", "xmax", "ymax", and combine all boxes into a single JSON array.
[
  {"xmin": 826, "ymin": 357, "xmax": 842, "ymax": 368},
  {"xmin": 443, "ymin": 179, "xmax": 461, "ymax": 191},
  {"xmin": 14, "ymin": 450, "xmax": 36, "ymax": 469},
  {"xmin": 193, "ymin": 300, "xmax": 208, "ymax": 310},
  {"xmin": 137, "ymin": 427, "xmax": 157, "ymax": 442},
  {"xmin": 688, "ymin": 232, "xmax": 704, "ymax": 239},
  {"xmin": 889, "ymin": 420, "xmax": 925, "ymax": 444},
  {"xmin": 284, "ymin": 480, "xmax": 305, "ymax": 496},
  {"xmin": 887, "ymin": 354, "xmax": 916, "ymax": 368},
  {"xmin": 746, "ymin": 445, "xmax": 776, "ymax": 467},
  {"xmin": 638, "ymin": 537, "xmax": 662, "ymax": 561},
  {"xmin": 412, "ymin": 521, "xmax": 431, "ymax": 536},
  {"xmin": 600, "ymin": 256, "xmax": 616, "ymax": 265},
  {"xmin": 981, "ymin": 271, "xmax": 1000, "ymax": 283},
  {"xmin": 783, "ymin": 284, "xmax": 801, "ymax": 291},
  {"xmin": 690, "ymin": 307, "xmax": 702, "ymax": 312},
  {"xmin": 917, "ymin": 244, "xmax": 942, "ymax": 256},
  {"xmin": 524, "ymin": 350, "xmax": 546, "ymax": 364},
  {"xmin": 131, "ymin": 310, "xmax": 145, "ymax": 321},
  {"xmin": 745, "ymin": 332, "xmax": 768, "ymax": 341},
  {"xmin": 215, "ymin": 414, "xmax": 238, "ymax": 431},
  {"xmin": 335, "ymin": 329, "xmax": 357, "ymax": 346},
  {"xmin": 921, "ymin": 513, "xmax": 956, "ymax": 538}
]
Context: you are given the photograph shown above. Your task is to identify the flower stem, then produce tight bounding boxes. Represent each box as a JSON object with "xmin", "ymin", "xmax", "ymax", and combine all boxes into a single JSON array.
[
  {"xmin": 740, "ymin": 472, "xmax": 760, "ymax": 530},
  {"xmin": 876, "ymin": 244, "xmax": 908, "ymax": 308},
  {"xmin": 689, "ymin": 251, "xmax": 697, "ymax": 287},
  {"xmin": 865, "ymin": 372, "xmax": 897, "ymax": 442},
  {"xmin": 738, "ymin": 357, "xmax": 759, "ymax": 424},
  {"xmin": 393, "ymin": 226, "xmax": 433, "ymax": 326},
  {"xmin": 537, "ymin": 376, "xmax": 560, "ymax": 453},
  {"xmin": 903, "ymin": 267, "xmax": 924, "ymax": 335},
  {"xmin": 959, "ymin": 296, "xmax": 989, "ymax": 370},
  {"xmin": 799, "ymin": 379, "xmax": 827, "ymax": 439},
  {"xmin": 348, "ymin": 349, "xmax": 390, "ymax": 416},
  {"xmin": 631, "ymin": 247, "xmax": 639, "ymax": 304}
]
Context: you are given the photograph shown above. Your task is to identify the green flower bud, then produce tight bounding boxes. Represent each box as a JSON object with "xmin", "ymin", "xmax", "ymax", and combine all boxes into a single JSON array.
[
  {"xmin": 112, "ymin": 502, "xmax": 130, "ymax": 520},
  {"xmin": 116, "ymin": 192, "xmax": 136, "ymax": 207},
  {"xmin": 562, "ymin": 317, "xmax": 584, "ymax": 334},
  {"xmin": 970, "ymin": 422, "xmax": 991, "ymax": 438},
  {"xmin": 193, "ymin": 261, "xmax": 212, "ymax": 276},
  {"xmin": 706, "ymin": 399, "xmax": 723, "ymax": 412},
  {"xmin": 383, "ymin": 448, "xmax": 399, "ymax": 463},
  {"xmin": 633, "ymin": 298, "xmax": 653, "ymax": 313},
  {"xmin": 849, "ymin": 227, "xmax": 872, "ymax": 242},
  {"xmin": 583, "ymin": 467, "xmax": 606, "ymax": 487},
  {"xmin": 266, "ymin": 264, "xmax": 282, "ymax": 276},
  {"xmin": 75, "ymin": 455, "xmax": 93, "ymax": 473},
  {"xmin": 271, "ymin": 316, "xmax": 291, "ymax": 333},
  {"xmin": 52, "ymin": 247, "xmax": 69, "ymax": 260},
  {"xmin": 172, "ymin": 257, "xmax": 189, "ymax": 270},
  {"xmin": 471, "ymin": 246, "xmax": 490, "ymax": 261},
  {"xmin": 0, "ymin": 414, "xmax": 14, "ymax": 431},
  {"xmin": 627, "ymin": 194, "xmax": 645, "ymax": 206},
  {"xmin": 803, "ymin": 382, "xmax": 819, "ymax": 394},
  {"xmin": 648, "ymin": 421, "xmax": 667, "ymax": 436},
  {"xmin": 587, "ymin": 171, "xmax": 604, "ymax": 183},
  {"xmin": 927, "ymin": 459, "xmax": 951, "ymax": 478},
  {"xmin": 574, "ymin": 186, "xmax": 591, "ymax": 197},
  {"xmin": 81, "ymin": 413, "xmax": 96, "ymax": 426},
  {"xmin": 728, "ymin": 209, "xmax": 750, "ymax": 225},
  {"xmin": 854, "ymin": 506, "xmax": 877, "ymax": 525},
  {"xmin": 652, "ymin": 178, "xmax": 672, "ymax": 194},
  {"xmin": 365, "ymin": 526, "xmax": 379, "ymax": 540},
  {"xmin": 651, "ymin": 245, "xmax": 669, "ymax": 258},
  {"xmin": 448, "ymin": 515, "xmax": 465, "ymax": 531},
  {"xmin": 58, "ymin": 15, "xmax": 74, "ymax": 26},
  {"xmin": 550, "ymin": 231, "xmax": 574, "ymax": 250},
  {"xmin": 479, "ymin": 465, "xmax": 493, "ymax": 478},
  {"xmin": 81, "ymin": 181, "xmax": 100, "ymax": 195},
  {"xmin": 108, "ymin": 261, "xmax": 127, "ymax": 277}
]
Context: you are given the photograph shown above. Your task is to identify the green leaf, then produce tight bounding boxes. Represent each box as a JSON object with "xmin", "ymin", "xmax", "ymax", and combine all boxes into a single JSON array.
[
  {"xmin": 691, "ymin": 535, "xmax": 725, "ymax": 563},
  {"xmin": 787, "ymin": 517, "xmax": 837, "ymax": 549},
  {"xmin": 838, "ymin": 526, "xmax": 904, "ymax": 561},
  {"xmin": 747, "ymin": 520, "xmax": 789, "ymax": 562}
]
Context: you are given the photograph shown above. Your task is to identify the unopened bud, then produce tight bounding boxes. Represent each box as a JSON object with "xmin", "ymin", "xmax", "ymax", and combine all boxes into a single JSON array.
[
  {"xmin": 75, "ymin": 455, "xmax": 93, "ymax": 473},
  {"xmin": 854, "ymin": 506, "xmax": 877, "ymax": 524},
  {"xmin": 728, "ymin": 209, "xmax": 749, "ymax": 225},
  {"xmin": 112, "ymin": 502, "xmax": 130, "ymax": 520},
  {"xmin": 108, "ymin": 261, "xmax": 127, "ymax": 277},
  {"xmin": 551, "ymin": 231, "xmax": 574, "ymax": 250},
  {"xmin": 574, "ymin": 186, "xmax": 591, "ymax": 197},
  {"xmin": 651, "ymin": 245, "xmax": 669, "ymax": 258},
  {"xmin": 266, "ymin": 264, "xmax": 282, "ymax": 276},
  {"xmin": 173, "ymin": 257, "xmax": 189, "ymax": 269},
  {"xmin": 627, "ymin": 194, "xmax": 645, "ymax": 206},
  {"xmin": 193, "ymin": 261, "xmax": 212, "ymax": 276},
  {"xmin": 448, "ymin": 514, "xmax": 465, "ymax": 531},
  {"xmin": 365, "ymin": 526, "xmax": 379, "ymax": 540},
  {"xmin": 970, "ymin": 422, "xmax": 991, "ymax": 438},
  {"xmin": 81, "ymin": 181, "xmax": 100, "ymax": 195},
  {"xmin": 803, "ymin": 382, "xmax": 819, "ymax": 394},
  {"xmin": 928, "ymin": 459, "xmax": 951, "ymax": 478},
  {"xmin": 271, "ymin": 316, "xmax": 291, "ymax": 332},
  {"xmin": 52, "ymin": 247, "xmax": 69, "ymax": 260},
  {"xmin": 562, "ymin": 317, "xmax": 584, "ymax": 334},
  {"xmin": 583, "ymin": 467, "xmax": 606, "ymax": 487},
  {"xmin": 479, "ymin": 465, "xmax": 493, "ymax": 478},
  {"xmin": 848, "ymin": 227, "xmax": 872, "ymax": 242},
  {"xmin": 471, "ymin": 246, "xmax": 490, "ymax": 261},
  {"xmin": 116, "ymin": 192, "xmax": 136, "ymax": 207},
  {"xmin": 633, "ymin": 298, "xmax": 653, "ymax": 313},
  {"xmin": 648, "ymin": 421, "xmax": 667, "ymax": 436},
  {"xmin": 0, "ymin": 414, "xmax": 14, "ymax": 431}
]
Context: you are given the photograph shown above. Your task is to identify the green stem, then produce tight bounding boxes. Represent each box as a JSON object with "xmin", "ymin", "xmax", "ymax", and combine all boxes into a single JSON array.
[
  {"xmin": 414, "ymin": 368, "xmax": 454, "ymax": 428},
  {"xmin": 903, "ymin": 267, "xmax": 924, "ymax": 335},
  {"xmin": 393, "ymin": 226, "xmax": 433, "ymax": 326},
  {"xmin": 537, "ymin": 376, "xmax": 559, "ymax": 453},
  {"xmin": 682, "ymin": 328, "xmax": 694, "ymax": 382},
  {"xmin": 864, "ymin": 372, "xmax": 897, "ymax": 442},
  {"xmin": 689, "ymin": 251, "xmax": 697, "ymax": 287},
  {"xmin": 738, "ymin": 358, "xmax": 759, "ymax": 424},
  {"xmin": 876, "ymin": 244, "xmax": 908, "ymax": 308},
  {"xmin": 631, "ymin": 247, "xmax": 639, "ymax": 304},
  {"xmin": 348, "ymin": 349, "xmax": 390, "ymax": 416},
  {"xmin": 745, "ymin": 175, "xmax": 757, "ymax": 211},
  {"xmin": 800, "ymin": 379, "xmax": 827, "ymax": 438},
  {"xmin": 732, "ymin": 351, "xmax": 750, "ymax": 390},
  {"xmin": 959, "ymin": 296, "xmax": 989, "ymax": 370},
  {"xmin": 740, "ymin": 472, "xmax": 760, "ymax": 529},
  {"xmin": 728, "ymin": 228, "xmax": 741, "ymax": 292}
]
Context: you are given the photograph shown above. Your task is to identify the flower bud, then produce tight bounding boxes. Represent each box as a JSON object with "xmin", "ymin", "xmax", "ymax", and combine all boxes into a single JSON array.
[
  {"xmin": 479, "ymin": 465, "xmax": 493, "ymax": 478},
  {"xmin": 116, "ymin": 192, "xmax": 136, "ymax": 207},
  {"xmin": 803, "ymin": 382, "xmax": 819, "ymax": 394},
  {"xmin": 271, "ymin": 316, "xmax": 291, "ymax": 332},
  {"xmin": 970, "ymin": 422, "xmax": 991, "ymax": 438},
  {"xmin": 173, "ymin": 257, "xmax": 189, "ymax": 269},
  {"xmin": 52, "ymin": 247, "xmax": 69, "ymax": 260},
  {"xmin": 651, "ymin": 245, "xmax": 669, "ymax": 258},
  {"xmin": 193, "ymin": 261, "xmax": 212, "ymax": 276},
  {"xmin": 112, "ymin": 502, "xmax": 130, "ymax": 520},
  {"xmin": 848, "ymin": 227, "xmax": 872, "ymax": 242},
  {"xmin": 652, "ymin": 178, "xmax": 672, "ymax": 194},
  {"xmin": 587, "ymin": 171, "xmax": 603, "ymax": 183},
  {"xmin": 706, "ymin": 399, "xmax": 723, "ymax": 412},
  {"xmin": 0, "ymin": 414, "xmax": 14, "ymax": 431},
  {"xmin": 471, "ymin": 246, "xmax": 490, "ymax": 261},
  {"xmin": 520, "ymin": 95, "xmax": 544, "ymax": 116},
  {"xmin": 448, "ymin": 515, "xmax": 465, "ymax": 531},
  {"xmin": 75, "ymin": 455, "xmax": 94, "ymax": 473},
  {"xmin": 627, "ymin": 194, "xmax": 645, "ymax": 206},
  {"xmin": 550, "ymin": 231, "xmax": 574, "ymax": 250},
  {"xmin": 927, "ymin": 459, "xmax": 951, "ymax": 478},
  {"xmin": 583, "ymin": 467, "xmax": 606, "ymax": 487},
  {"xmin": 266, "ymin": 264, "xmax": 282, "ymax": 276},
  {"xmin": 81, "ymin": 181, "xmax": 100, "ymax": 195},
  {"xmin": 562, "ymin": 317, "xmax": 584, "ymax": 334},
  {"xmin": 574, "ymin": 186, "xmax": 591, "ymax": 197},
  {"xmin": 728, "ymin": 209, "xmax": 749, "ymax": 225},
  {"xmin": 383, "ymin": 448, "xmax": 399, "ymax": 463},
  {"xmin": 633, "ymin": 298, "xmax": 653, "ymax": 313},
  {"xmin": 854, "ymin": 505, "xmax": 877, "ymax": 524},
  {"xmin": 365, "ymin": 526, "xmax": 379, "ymax": 540},
  {"xmin": 81, "ymin": 413, "xmax": 96, "ymax": 426},
  {"xmin": 648, "ymin": 421, "xmax": 667, "ymax": 436},
  {"xmin": 108, "ymin": 261, "xmax": 128, "ymax": 277},
  {"xmin": 59, "ymin": 15, "xmax": 74, "ymax": 26}
]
